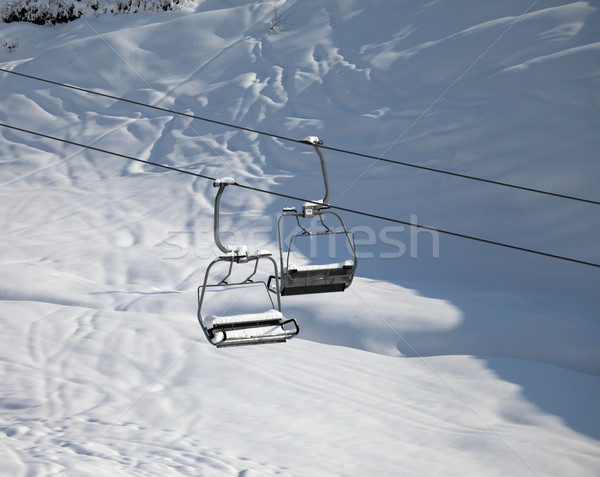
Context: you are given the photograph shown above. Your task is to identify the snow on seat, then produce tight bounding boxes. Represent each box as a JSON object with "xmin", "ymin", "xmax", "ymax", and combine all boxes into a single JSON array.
[
  {"xmin": 204, "ymin": 310, "xmax": 299, "ymax": 347},
  {"xmin": 204, "ymin": 310, "xmax": 285, "ymax": 328},
  {"xmin": 287, "ymin": 260, "xmax": 354, "ymax": 272}
]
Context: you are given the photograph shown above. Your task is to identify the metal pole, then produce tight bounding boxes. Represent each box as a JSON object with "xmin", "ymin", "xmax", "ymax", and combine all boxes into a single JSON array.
[
  {"xmin": 312, "ymin": 143, "xmax": 330, "ymax": 204},
  {"xmin": 213, "ymin": 183, "xmax": 230, "ymax": 254}
]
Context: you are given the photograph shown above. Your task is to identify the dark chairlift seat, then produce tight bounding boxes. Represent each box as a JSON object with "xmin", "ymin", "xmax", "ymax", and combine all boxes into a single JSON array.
[
  {"xmin": 281, "ymin": 259, "xmax": 355, "ymax": 295},
  {"xmin": 272, "ymin": 137, "xmax": 358, "ymax": 296}
]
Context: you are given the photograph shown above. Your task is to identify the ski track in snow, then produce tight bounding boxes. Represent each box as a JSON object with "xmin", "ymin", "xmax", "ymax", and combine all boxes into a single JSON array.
[{"xmin": 0, "ymin": 0, "xmax": 599, "ymax": 475}]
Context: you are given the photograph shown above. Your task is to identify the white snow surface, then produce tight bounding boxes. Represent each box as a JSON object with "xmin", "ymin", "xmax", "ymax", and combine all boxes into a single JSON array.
[{"xmin": 1, "ymin": 0, "xmax": 599, "ymax": 475}]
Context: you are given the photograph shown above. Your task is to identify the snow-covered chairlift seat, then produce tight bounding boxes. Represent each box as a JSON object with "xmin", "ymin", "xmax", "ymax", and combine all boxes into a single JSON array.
[
  {"xmin": 203, "ymin": 310, "xmax": 299, "ymax": 347},
  {"xmin": 196, "ymin": 177, "xmax": 299, "ymax": 348}
]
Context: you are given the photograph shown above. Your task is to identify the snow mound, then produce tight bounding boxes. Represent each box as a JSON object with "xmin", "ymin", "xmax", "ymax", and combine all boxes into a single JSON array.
[{"xmin": 1, "ymin": 0, "xmax": 599, "ymax": 475}]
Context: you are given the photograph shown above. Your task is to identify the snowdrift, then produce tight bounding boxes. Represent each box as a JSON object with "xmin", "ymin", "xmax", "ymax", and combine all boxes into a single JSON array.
[{"xmin": 1, "ymin": 0, "xmax": 599, "ymax": 475}]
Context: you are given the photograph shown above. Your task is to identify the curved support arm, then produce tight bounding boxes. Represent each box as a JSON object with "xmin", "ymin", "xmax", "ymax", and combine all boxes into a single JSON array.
[
  {"xmin": 303, "ymin": 136, "xmax": 330, "ymax": 205},
  {"xmin": 313, "ymin": 143, "xmax": 330, "ymax": 205},
  {"xmin": 213, "ymin": 178, "xmax": 235, "ymax": 255}
]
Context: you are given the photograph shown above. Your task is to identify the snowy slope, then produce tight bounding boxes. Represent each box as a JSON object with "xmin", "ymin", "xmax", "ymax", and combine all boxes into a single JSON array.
[{"xmin": 1, "ymin": 0, "xmax": 599, "ymax": 475}]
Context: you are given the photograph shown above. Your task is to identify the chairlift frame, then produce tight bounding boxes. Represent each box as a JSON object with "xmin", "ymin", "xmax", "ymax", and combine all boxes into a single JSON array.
[
  {"xmin": 270, "ymin": 137, "xmax": 358, "ymax": 296},
  {"xmin": 197, "ymin": 178, "xmax": 299, "ymax": 347}
]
